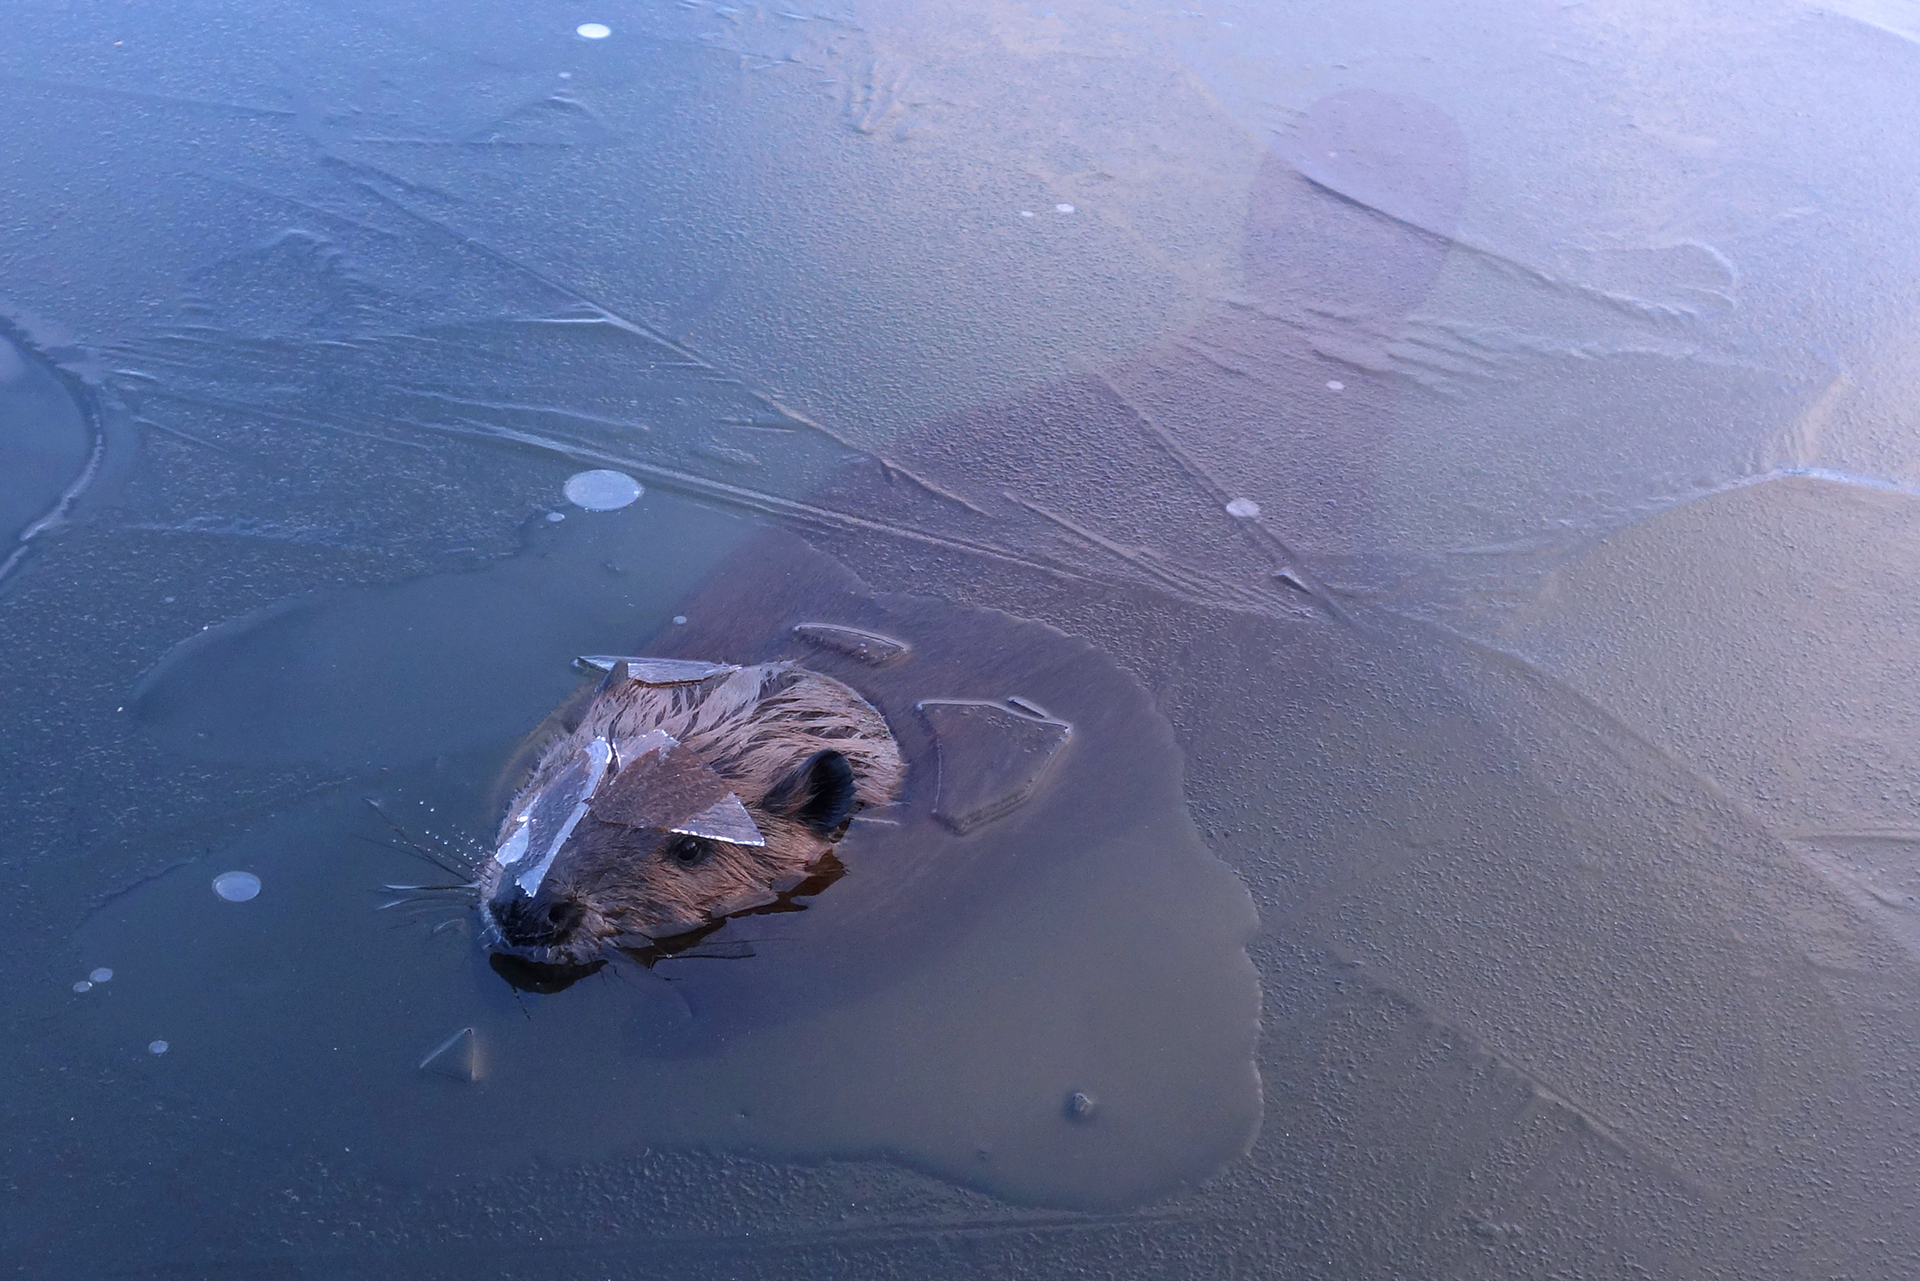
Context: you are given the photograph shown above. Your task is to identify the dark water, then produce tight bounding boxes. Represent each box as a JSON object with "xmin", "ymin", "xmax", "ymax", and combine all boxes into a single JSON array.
[
  {"xmin": 6, "ymin": 0, "xmax": 1920, "ymax": 1275},
  {"xmin": 110, "ymin": 515, "xmax": 1261, "ymax": 1209}
]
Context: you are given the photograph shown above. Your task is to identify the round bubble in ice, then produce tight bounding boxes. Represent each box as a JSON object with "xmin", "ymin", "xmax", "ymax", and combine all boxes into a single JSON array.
[
  {"xmin": 576, "ymin": 22, "xmax": 611, "ymax": 39},
  {"xmin": 90, "ymin": 967, "xmax": 112, "ymax": 983},
  {"xmin": 148, "ymin": 1040, "xmax": 169, "ymax": 1055},
  {"xmin": 1327, "ymin": 380, "xmax": 1345, "ymax": 390},
  {"xmin": 1056, "ymin": 203, "xmax": 1076, "ymax": 214},
  {"xmin": 1225, "ymin": 497, "xmax": 1261, "ymax": 518},
  {"xmin": 72, "ymin": 980, "xmax": 91, "ymax": 993},
  {"xmin": 212, "ymin": 871, "xmax": 261, "ymax": 902},
  {"xmin": 563, "ymin": 469, "xmax": 644, "ymax": 511}
]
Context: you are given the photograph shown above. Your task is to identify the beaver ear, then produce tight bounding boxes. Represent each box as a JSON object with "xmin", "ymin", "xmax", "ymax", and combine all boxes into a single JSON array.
[{"xmin": 762, "ymin": 749, "xmax": 858, "ymax": 836}]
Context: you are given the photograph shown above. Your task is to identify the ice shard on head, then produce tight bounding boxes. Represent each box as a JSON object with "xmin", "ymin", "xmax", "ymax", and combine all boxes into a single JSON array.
[
  {"xmin": 592, "ymin": 726, "xmax": 767, "ymax": 847},
  {"xmin": 671, "ymin": 792, "xmax": 766, "ymax": 846}
]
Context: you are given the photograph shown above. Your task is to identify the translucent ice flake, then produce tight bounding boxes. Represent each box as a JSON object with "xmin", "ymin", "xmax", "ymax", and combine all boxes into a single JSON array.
[
  {"xmin": 791, "ymin": 621, "xmax": 912, "ymax": 666},
  {"xmin": 511, "ymin": 737, "xmax": 611, "ymax": 895},
  {"xmin": 576, "ymin": 22, "xmax": 611, "ymax": 39},
  {"xmin": 577, "ymin": 655, "xmax": 737, "ymax": 683},
  {"xmin": 916, "ymin": 699, "xmax": 1071, "ymax": 834},
  {"xmin": 419, "ymin": 1027, "xmax": 481, "ymax": 1082},
  {"xmin": 1224, "ymin": 497, "xmax": 1261, "ymax": 518},
  {"xmin": 211, "ymin": 871, "xmax": 261, "ymax": 901},
  {"xmin": 562, "ymin": 468, "xmax": 643, "ymax": 511}
]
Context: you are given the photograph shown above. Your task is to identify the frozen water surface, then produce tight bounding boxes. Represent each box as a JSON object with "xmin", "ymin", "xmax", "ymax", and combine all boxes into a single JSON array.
[{"xmin": 5, "ymin": 0, "xmax": 1920, "ymax": 1274}]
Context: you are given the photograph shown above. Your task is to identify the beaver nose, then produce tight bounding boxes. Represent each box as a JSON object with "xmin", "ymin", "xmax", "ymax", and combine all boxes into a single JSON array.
[{"xmin": 490, "ymin": 888, "xmax": 586, "ymax": 948}]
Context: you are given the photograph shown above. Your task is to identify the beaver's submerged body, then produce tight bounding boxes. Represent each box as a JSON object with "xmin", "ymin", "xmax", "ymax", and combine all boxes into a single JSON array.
[{"xmin": 479, "ymin": 657, "xmax": 904, "ymax": 968}]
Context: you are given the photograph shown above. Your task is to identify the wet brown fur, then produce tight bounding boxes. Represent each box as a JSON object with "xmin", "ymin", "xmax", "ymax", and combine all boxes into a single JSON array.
[{"xmin": 480, "ymin": 663, "xmax": 904, "ymax": 961}]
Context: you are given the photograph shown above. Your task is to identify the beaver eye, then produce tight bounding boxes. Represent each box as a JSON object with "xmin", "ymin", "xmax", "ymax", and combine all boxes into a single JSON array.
[{"xmin": 666, "ymin": 835, "xmax": 712, "ymax": 868}]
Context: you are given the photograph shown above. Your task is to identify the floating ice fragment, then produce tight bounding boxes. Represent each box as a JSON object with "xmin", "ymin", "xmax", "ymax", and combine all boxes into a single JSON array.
[
  {"xmin": 72, "ymin": 980, "xmax": 91, "ymax": 993},
  {"xmin": 1225, "ymin": 497, "xmax": 1261, "ymax": 519},
  {"xmin": 1326, "ymin": 380, "xmax": 1344, "ymax": 390},
  {"xmin": 420, "ymin": 1027, "xmax": 481, "ymax": 1081},
  {"xmin": 148, "ymin": 1040, "xmax": 169, "ymax": 1055},
  {"xmin": 212, "ymin": 871, "xmax": 261, "ymax": 902},
  {"xmin": 578, "ymin": 655, "xmax": 737, "ymax": 683},
  {"xmin": 792, "ymin": 621, "xmax": 912, "ymax": 666},
  {"xmin": 90, "ymin": 967, "xmax": 112, "ymax": 983},
  {"xmin": 917, "ymin": 699, "xmax": 1072, "ymax": 834},
  {"xmin": 563, "ymin": 469, "xmax": 643, "ymax": 511},
  {"xmin": 576, "ymin": 22, "xmax": 612, "ymax": 39},
  {"xmin": 1055, "ymin": 203, "xmax": 1075, "ymax": 214}
]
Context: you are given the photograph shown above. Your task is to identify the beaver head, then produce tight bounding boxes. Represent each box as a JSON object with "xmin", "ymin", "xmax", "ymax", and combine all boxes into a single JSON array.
[{"xmin": 478, "ymin": 660, "xmax": 903, "ymax": 970}]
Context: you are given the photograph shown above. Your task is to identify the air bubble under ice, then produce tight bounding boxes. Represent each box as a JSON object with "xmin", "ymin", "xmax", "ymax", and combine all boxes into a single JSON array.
[
  {"xmin": 563, "ymin": 469, "xmax": 644, "ymax": 511},
  {"xmin": 1224, "ymin": 498, "xmax": 1261, "ymax": 518},
  {"xmin": 576, "ymin": 22, "xmax": 611, "ymax": 39},
  {"xmin": 212, "ymin": 871, "xmax": 261, "ymax": 902}
]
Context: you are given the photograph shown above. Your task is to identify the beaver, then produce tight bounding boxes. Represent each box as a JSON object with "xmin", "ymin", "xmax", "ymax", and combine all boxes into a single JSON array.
[{"xmin": 478, "ymin": 656, "xmax": 905, "ymax": 973}]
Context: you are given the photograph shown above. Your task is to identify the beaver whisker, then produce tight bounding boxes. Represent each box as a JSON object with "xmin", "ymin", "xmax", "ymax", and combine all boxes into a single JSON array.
[
  {"xmin": 362, "ymin": 799, "xmax": 483, "ymax": 879},
  {"xmin": 377, "ymin": 895, "xmax": 473, "ymax": 912},
  {"xmin": 354, "ymin": 831, "xmax": 478, "ymax": 881},
  {"xmin": 379, "ymin": 882, "xmax": 478, "ymax": 893}
]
